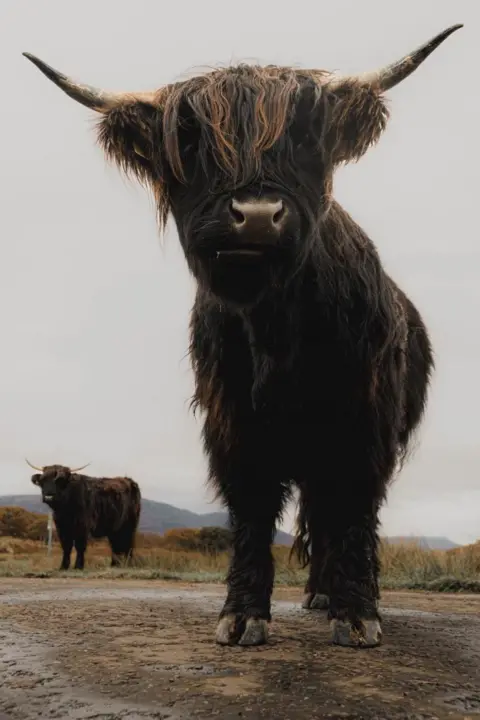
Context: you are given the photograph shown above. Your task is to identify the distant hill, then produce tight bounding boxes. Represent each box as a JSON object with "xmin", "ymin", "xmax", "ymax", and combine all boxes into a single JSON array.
[
  {"xmin": 0, "ymin": 495, "xmax": 294, "ymax": 546},
  {"xmin": 0, "ymin": 496, "xmax": 462, "ymax": 550},
  {"xmin": 385, "ymin": 536, "xmax": 460, "ymax": 550}
]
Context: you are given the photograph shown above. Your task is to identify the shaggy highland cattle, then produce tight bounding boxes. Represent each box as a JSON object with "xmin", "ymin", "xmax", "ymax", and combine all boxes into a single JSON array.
[
  {"xmin": 24, "ymin": 24, "xmax": 462, "ymax": 647},
  {"xmin": 27, "ymin": 460, "xmax": 141, "ymax": 570}
]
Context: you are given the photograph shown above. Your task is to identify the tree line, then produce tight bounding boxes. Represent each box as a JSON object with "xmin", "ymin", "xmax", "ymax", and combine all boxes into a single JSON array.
[{"xmin": 0, "ymin": 506, "xmax": 233, "ymax": 553}]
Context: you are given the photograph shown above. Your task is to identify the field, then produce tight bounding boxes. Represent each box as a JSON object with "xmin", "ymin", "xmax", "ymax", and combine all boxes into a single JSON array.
[
  {"xmin": 1, "ymin": 531, "xmax": 479, "ymax": 719},
  {"xmin": 1, "ymin": 530, "xmax": 480, "ymax": 592}
]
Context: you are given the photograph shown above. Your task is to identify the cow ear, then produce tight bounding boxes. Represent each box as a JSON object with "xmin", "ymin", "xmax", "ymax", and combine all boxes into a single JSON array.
[
  {"xmin": 96, "ymin": 100, "xmax": 160, "ymax": 180},
  {"xmin": 325, "ymin": 81, "xmax": 390, "ymax": 166},
  {"xmin": 31, "ymin": 474, "xmax": 42, "ymax": 486}
]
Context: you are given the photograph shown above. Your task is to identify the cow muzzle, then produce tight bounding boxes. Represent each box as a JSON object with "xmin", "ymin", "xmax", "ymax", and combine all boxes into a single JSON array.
[{"xmin": 213, "ymin": 196, "xmax": 293, "ymax": 260}]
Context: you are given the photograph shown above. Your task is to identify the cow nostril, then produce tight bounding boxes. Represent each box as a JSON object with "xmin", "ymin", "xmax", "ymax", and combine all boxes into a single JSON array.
[
  {"xmin": 229, "ymin": 197, "xmax": 287, "ymax": 229},
  {"xmin": 272, "ymin": 202, "xmax": 285, "ymax": 226},
  {"xmin": 229, "ymin": 201, "xmax": 246, "ymax": 225}
]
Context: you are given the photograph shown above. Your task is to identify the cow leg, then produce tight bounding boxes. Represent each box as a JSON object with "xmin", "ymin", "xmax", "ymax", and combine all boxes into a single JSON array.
[
  {"xmin": 293, "ymin": 485, "xmax": 329, "ymax": 611},
  {"xmin": 109, "ymin": 529, "xmax": 134, "ymax": 567},
  {"xmin": 301, "ymin": 531, "xmax": 329, "ymax": 612},
  {"xmin": 323, "ymin": 508, "xmax": 382, "ymax": 648},
  {"xmin": 119, "ymin": 525, "xmax": 136, "ymax": 566},
  {"xmin": 213, "ymin": 461, "xmax": 289, "ymax": 647},
  {"xmin": 108, "ymin": 535, "xmax": 122, "ymax": 567},
  {"xmin": 74, "ymin": 537, "xmax": 87, "ymax": 570},
  {"xmin": 59, "ymin": 535, "xmax": 73, "ymax": 571},
  {"xmin": 55, "ymin": 523, "xmax": 73, "ymax": 571},
  {"xmin": 318, "ymin": 443, "xmax": 391, "ymax": 648},
  {"xmin": 294, "ymin": 414, "xmax": 396, "ymax": 648}
]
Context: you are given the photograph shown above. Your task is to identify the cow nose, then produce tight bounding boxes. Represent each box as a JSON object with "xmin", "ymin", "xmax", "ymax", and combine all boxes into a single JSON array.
[{"xmin": 229, "ymin": 198, "xmax": 287, "ymax": 232}]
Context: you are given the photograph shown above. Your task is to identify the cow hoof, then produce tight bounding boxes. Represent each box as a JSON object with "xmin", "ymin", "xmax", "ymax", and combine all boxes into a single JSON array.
[
  {"xmin": 215, "ymin": 614, "xmax": 268, "ymax": 646},
  {"xmin": 238, "ymin": 618, "xmax": 269, "ymax": 646},
  {"xmin": 330, "ymin": 618, "xmax": 382, "ymax": 648},
  {"xmin": 302, "ymin": 592, "xmax": 329, "ymax": 610},
  {"xmin": 215, "ymin": 614, "xmax": 237, "ymax": 645}
]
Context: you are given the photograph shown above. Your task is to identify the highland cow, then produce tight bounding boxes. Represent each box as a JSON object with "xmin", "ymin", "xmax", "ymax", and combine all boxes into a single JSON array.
[
  {"xmin": 24, "ymin": 24, "xmax": 462, "ymax": 647},
  {"xmin": 27, "ymin": 461, "xmax": 141, "ymax": 570}
]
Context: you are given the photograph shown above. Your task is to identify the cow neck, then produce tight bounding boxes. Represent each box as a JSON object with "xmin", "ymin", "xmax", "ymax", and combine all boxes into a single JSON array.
[{"xmin": 239, "ymin": 282, "xmax": 302, "ymax": 411}]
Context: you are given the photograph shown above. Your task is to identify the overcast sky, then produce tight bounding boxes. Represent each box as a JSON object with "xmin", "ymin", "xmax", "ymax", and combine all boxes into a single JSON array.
[{"xmin": 1, "ymin": 1, "xmax": 478, "ymax": 544}]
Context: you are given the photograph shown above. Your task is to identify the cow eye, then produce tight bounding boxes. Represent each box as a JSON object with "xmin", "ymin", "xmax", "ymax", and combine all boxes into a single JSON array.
[{"xmin": 133, "ymin": 142, "xmax": 148, "ymax": 159}]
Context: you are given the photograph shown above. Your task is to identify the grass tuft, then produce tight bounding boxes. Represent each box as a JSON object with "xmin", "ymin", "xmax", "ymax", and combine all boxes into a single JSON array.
[{"xmin": 0, "ymin": 535, "xmax": 478, "ymax": 592}]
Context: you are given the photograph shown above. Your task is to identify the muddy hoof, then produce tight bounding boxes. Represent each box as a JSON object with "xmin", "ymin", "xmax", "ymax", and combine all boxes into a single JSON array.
[
  {"xmin": 238, "ymin": 618, "xmax": 269, "ymax": 646},
  {"xmin": 215, "ymin": 614, "xmax": 269, "ymax": 646},
  {"xmin": 330, "ymin": 618, "xmax": 382, "ymax": 648},
  {"xmin": 302, "ymin": 592, "xmax": 329, "ymax": 610}
]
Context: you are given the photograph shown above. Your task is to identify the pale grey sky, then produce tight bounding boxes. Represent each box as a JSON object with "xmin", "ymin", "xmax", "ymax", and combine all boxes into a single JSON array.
[{"xmin": 1, "ymin": 1, "xmax": 478, "ymax": 544}]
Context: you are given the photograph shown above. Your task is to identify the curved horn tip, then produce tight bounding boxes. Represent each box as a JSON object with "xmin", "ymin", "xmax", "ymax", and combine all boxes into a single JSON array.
[
  {"xmin": 22, "ymin": 52, "xmax": 117, "ymax": 112},
  {"xmin": 25, "ymin": 458, "xmax": 44, "ymax": 472},
  {"xmin": 69, "ymin": 463, "xmax": 91, "ymax": 473},
  {"xmin": 446, "ymin": 23, "xmax": 464, "ymax": 32},
  {"xmin": 22, "ymin": 52, "xmax": 65, "ymax": 80},
  {"xmin": 434, "ymin": 23, "xmax": 464, "ymax": 42},
  {"xmin": 346, "ymin": 22, "xmax": 464, "ymax": 94}
]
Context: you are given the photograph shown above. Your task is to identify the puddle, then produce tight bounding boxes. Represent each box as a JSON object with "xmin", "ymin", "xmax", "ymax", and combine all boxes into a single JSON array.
[
  {"xmin": 0, "ymin": 624, "xmax": 184, "ymax": 719},
  {"xmin": 441, "ymin": 691, "xmax": 480, "ymax": 714}
]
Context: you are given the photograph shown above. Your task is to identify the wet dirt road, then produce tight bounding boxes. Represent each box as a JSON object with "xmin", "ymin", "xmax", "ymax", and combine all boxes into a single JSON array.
[{"xmin": 0, "ymin": 579, "xmax": 478, "ymax": 719}]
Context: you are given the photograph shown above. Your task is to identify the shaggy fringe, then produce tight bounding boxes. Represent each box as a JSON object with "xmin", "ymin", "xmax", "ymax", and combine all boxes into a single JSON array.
[{"xmin": 95, "ymin": 64, "xmax": 390, "ymax": 231}]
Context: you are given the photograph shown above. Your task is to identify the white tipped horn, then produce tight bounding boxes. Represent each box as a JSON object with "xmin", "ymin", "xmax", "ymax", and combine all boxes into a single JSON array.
[
  {"xmin": 327, "ymin": 24, "xmax": 463, "ymax": 92},
  {"xmin": 69, "ymin": 463, "xmax": 91, "ymax": 473},
  {"xmin": 25, "ymin": 458, "xmax": 44, "ymax": 472},
  {"xmin": 23, "ymin": 53, "xmax": 157, "ymax": 111}
]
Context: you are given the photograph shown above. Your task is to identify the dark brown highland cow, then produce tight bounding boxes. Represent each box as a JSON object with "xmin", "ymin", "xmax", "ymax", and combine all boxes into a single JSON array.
[
  {"xmin": 24, "ymin": 24, "xmax": 462, "ymax": 647},
  {"xmin": 27, "ymin": 460, "xmax": 141, "ymax": 570}
]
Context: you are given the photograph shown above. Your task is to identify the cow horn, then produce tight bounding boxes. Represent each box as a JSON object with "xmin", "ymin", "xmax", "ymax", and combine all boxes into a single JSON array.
[
  {"xmin": 25, "ymin": 458, "xmax": 44, "ymax": 472},
  {"xmin": 69, "ymin": 463, "xmax": 91, "ymax": 473},
  {"xmin": 22, "ymin": 53, "xmax": 156, "ymax": 112},
  {"xmin": 327, "ymin": 24, "xmax": 463, "ymax": 92}
]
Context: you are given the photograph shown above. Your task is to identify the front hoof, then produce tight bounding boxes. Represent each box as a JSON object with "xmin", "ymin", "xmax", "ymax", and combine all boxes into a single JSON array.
[
  {"xmin": 302, "ymin": 592, "xmax": 329, "ymax": 610},
  {"xmin": 330, "ymin": 618, "xmax": 382, "ymax": 648},
  {"xmin": 215, "ymin": 614, "xmax": 269, "ymax": 646},
  {"xmin": 215, "ymin": 614, "xmax": 238, "ymax": 645},
  {"xmin": 238, "ymin": 618, "xmax": 269, "ymax": 646}
]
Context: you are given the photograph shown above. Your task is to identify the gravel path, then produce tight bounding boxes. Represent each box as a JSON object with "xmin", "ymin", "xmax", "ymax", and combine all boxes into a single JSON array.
[{"xmin": 0, "ymin": 579, "xmax": 478, "ymax": 719}]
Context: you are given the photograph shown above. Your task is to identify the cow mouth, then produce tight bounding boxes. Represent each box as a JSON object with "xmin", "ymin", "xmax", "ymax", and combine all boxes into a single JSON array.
[
  {"xmin": 43, "ymin": 495, "xmax": 54, "ymax": 501},
  {"xmin": 210, "ymin": 243, "xmax": 278, "ymax": 261},
  {"xmin": 217, "ymin": 249, "xmax": 263, "ymax": 257}
]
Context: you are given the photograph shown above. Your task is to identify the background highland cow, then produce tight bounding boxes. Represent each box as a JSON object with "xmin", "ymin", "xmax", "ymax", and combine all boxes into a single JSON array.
[{"xmin": 27, "ymin": 460, "xmax": 141, "ymax": 570}]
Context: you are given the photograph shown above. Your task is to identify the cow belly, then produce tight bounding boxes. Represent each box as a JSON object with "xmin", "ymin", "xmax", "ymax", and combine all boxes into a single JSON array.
[{"xmin": 91, "ymin": 526, "xmax": 108, "ymax": 539}]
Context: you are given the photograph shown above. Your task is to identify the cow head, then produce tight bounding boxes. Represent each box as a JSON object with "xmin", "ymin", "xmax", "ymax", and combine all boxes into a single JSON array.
[
  {"xmin": 24, "ymin": 25, "xmax": 462, "ymax": 307},
  {"xmin": 26, "ymin": 460, "xmax": 90, "ymax": 508}
]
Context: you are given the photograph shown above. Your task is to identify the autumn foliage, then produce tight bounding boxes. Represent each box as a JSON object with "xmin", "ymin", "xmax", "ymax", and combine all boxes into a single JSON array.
[
  {"xmin": 0, "ymin": 507, "xmax": 53, "ymax": 542},
  {"xmin": 161, "ymin": 527, "xmax": 232, "ymax": 554},
  {"xmin": 0, "ymin": 506, "xmax": 233, "ymax": 554}
]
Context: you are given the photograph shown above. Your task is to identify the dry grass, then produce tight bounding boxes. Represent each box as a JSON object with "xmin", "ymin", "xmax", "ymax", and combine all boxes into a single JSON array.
[
  {"xmin": 0, "ymin": 535, "xmax": 479, "ymax": 591},
  {"xmin": 379, "ymin": 540, "xmax": 480, "ymax": 592}
]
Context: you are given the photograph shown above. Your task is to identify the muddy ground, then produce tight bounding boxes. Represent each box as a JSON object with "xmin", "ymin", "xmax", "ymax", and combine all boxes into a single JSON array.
[{"xmin": 0, "ymin": 579, "xmax": 478, "ymax": 719}]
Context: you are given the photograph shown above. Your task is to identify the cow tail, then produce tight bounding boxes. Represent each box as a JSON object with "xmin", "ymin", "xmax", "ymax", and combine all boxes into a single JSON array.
[
  {"xmin": 290, "ymin": 490, "xmax": 311, "ymax": 569},
  {"xmin": 129, "ymin": 480, "xmax": 141, "ymax": 531}
]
